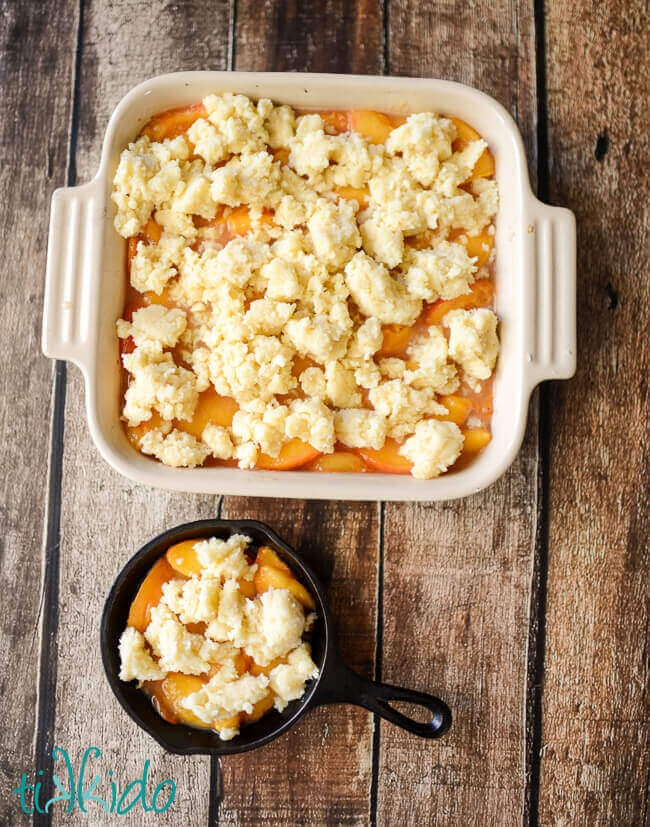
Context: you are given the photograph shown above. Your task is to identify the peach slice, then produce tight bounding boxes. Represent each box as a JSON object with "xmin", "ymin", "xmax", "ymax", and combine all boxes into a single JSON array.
[
  {"xmin": 448, "ymin": 116, "xmax": 495, "ymax": 179},
  {"xmin": 249, "ymin": 656, "xmax": 286, "ymax": 678},
  {"xmin": 156, "ymin": 673, "xmax": 209, "ymax": 729},
  {"xmin": 462, "ymin": 427, "xmax": 492, "ymax": 454},
  {"xmin": 308, "ymin": 452, "xmax": 365, "ymax": 473},
  {"xmin": 439, "ymin": 395, "xmax": 473, "ymax": 426},
  {"xmin": 255, "ymin": 546, "xmax": 291, "ymax": 574},
  {"xmin": 166, "ymin": 539, "xmax": 203, "ymax": 577},
  {"xmin": 141, "ymin": 103, "xmax": 207, "ymax": 142},
  {"xmin": 377, "ymin": 324, "xmax": 412, "ymax": 357},
  {"xmin": 166, "ymin": 539, "xmax": 256, "ymax": 596},
  {"xmin": 355, "ymin": 439, "xmax": 413, "ymax": 475},
  {"xmin": 176, "ymin": 389, "xmax": 238, "ymax": 440},
  {"xmin": 450, "ymin": 228, "xmax": 494, "ymax": 269},
  {"xmin": 254, "ymin": 565, "xmax": 316, "ymax": 611},
  {"xmin": 215, "ymin": 713, "xmax": 242, "ymax": 733},
  {"xmin": 449, "ymin": 115, "xmax": 481, "ymax": 145},
  {"xmin": 127, "ymin": 556, "xmax": 179, "ymax": 633},
  {"xmin": 255, "ymin": 439, "xmax": 320, "ymax": 471},
  {"xmin": 142, "ymin": 287, "xmax": 176, "ymax": 309},
  {"xmin": 425, "ymin": 278, "xmax": 494, "ymax": 326},
  {"xmin": 272, "ymin": 147, "xmax": 290, "ymax": 164},
  {"xmin": 125, "ymin": 412, "xmax": 172, "ymax": 450},
  {"xmin": 335, "ymin": 186, "xmax": 370, "ymax": 208},
  {"xmin": 242, "ymin": 693, "xmax": 276, "ymax": 723},
  {"xmin": 349, "ymin": 110, "xmax": 393, "ymax": 144},
  {"xmin": 318, "ymin": 110, "xmax": 349, "ymax": 134}
]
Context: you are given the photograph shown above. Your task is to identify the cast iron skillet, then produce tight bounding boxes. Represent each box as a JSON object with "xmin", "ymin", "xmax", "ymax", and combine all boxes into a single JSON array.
[{"xmin": 101, "ymin": 519, "xmax": 452, "ymax": 755}]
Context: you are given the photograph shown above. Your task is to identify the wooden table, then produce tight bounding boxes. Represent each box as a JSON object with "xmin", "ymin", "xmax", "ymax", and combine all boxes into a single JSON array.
[{"xmin": 1, "ymin": 0, "xmax": 647, "ymax": 823}]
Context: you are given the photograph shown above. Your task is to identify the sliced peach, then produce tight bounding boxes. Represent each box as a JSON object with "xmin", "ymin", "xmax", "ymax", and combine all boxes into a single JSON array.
[
  {"xmin": 319, "ymin": 110, "xmax": 349, "ymax": 134},
  {"xmin": 450, "ymin": 227, "xmax": 494, "ymax": 268},
  {"xmin": 249, "ymin": 656, "xmax": 286, "ymax": 678},
  {"xmin": 292, "ymin": 354, "xmax": 319, "ymax": 377},
  {"xmin": 141, "ymin": 103, "xmax": 207, "ymax": 142},
  {"xmin": 142, "ymin": 216, "xmax": 162, "ymax": 243},
  {"xmin": 335, "ymin": 186, "xmax": 370, "ymax": 208},
  {"xmin": 254, "ymin": 565, "xmax": 316, "ymax": 611},
  {"xmin": 215, "ymin": 713, "xmax": 242, "ymax": 733},
  {"xmin": 378, "ymin": 324, "xmax": 412, "ymax": 357},
  {"xmin": 406, "ymin": 231, "xmax": 433, "ymax": 251},
  {"xmin": 462, "ymin": 427, "xmax": 491, "ymax": 454},
  {"xmin": 242, "ymin": 693, "xmax": 275, "ymax": 723},
  {"xmin": 425, "ymin": 278, "xmax": 495, "ymax": 326},
  {"xmin": 255, "ymin": 546, "xmax": 291, "ymax": 574},
  {"xmin": 127, "ymin": 556, "xmax": 179, "ymax": 633},
  {"xmin": 176, "ymin": 388, "xmax": 238, "ymax": 440},
  {"xmin": 166, "ymin": 539, "xmax": 202, "ymax": 577},
  {"xmin": 449, "ymin": 116, "xmax": 481, "ymax": 145},
  {"xmin": 355, "ymin": 439, "xmax": 413, "ymax": 475},
  {"xmin": 221, "ymin": 206, "xmax": 275, "ymax": 238},
  {"xmin": 125, "ymin": 412, "xmax": 171, "ymax": 450},
  {"xmin": 308, "ymin": 452, "xmax": 365, "ymax": 473},
  {"xmin": 142, "ymin": 287, "xmax": 176, "ymax": 308},
  {"xmin": 255, "ymin": 439, "xmax": 320, "ymax": 471},
  {"xmin": 234, "ymin": 650, "xmax": 254, "ymax": 676},
  {"xmin": 349, "ymin": 110, "xmax": 393, "ymax": 144},
  {"xmin": 448, "ymin": 116, "xmax": 494, "ymax": 179},
  {"xmin": 272, "ymin": 147, "xmax": 290, "ymax": 164},
  {"xmin": 439, "ymin": 395, "xmax": 473, "ymax": 426},
  {"xmin": 127, "ymin": 236, "xmax": 140, "ymax": 265},
  {"xmin": 237, "ymin": 577, "xmax": 257, "ymax": 599},
  {"xmin": 472, "ymin": 149, "xmax": 495, "ymax": 179},
  {"xmin": 153, "ymin": 673, "xmax": 209, "ymax": 728}
]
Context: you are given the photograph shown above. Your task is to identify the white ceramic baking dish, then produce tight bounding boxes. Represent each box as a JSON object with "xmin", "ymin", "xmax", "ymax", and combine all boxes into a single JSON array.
[{"xmin": 43, "ymin": 71, "xmax": 576, "ymax": 501}]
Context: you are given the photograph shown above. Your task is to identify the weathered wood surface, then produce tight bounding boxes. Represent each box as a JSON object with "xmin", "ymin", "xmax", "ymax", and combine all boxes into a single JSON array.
[
  {"xmin": 0, "ymin": 0, "xmax": 646, "ymax": 824},
  {"xmin": 0, "ymin": 2, "xmax": 78, "ymax": 823},
  {"xmin": 219, "ymin": 498, "xmax": 380, "ymax": 824},
  {"xmin": 217, "ymin": 3, "xmax": 384, "ymax": 822},
  {"xmin": 377, "ymin": 2, "xmax": 542, "ymax": 825},
  {"xmin": 538, "ymin": 1, "xmax": 649, "ymax": 824},
  {"xmin": 49, "ymin": 1, "xmax": 231, "ymax": 824}
]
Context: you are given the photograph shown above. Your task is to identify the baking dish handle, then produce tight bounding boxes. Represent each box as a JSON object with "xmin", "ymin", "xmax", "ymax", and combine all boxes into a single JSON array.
[
  {"xmin": 42, "ymin": 180, "xmax": 104, "ymax": 370},
  {"xmin": 313, "ymin": 661, "xmax": 452, "ymax": 739},
  {"xmin": 523, "ymin": 199, "xmax": 577, "ymax": 389}
]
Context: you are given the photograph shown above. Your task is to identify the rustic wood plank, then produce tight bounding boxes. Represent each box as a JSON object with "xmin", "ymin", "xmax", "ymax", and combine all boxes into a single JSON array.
[
  {"xmin": 50, "ymin": 1, "xmax": 231, "ymax": 823},
  {"xmin": 377, "ymin": 2, "xmax": 542, "ymax": 824},
  {"xmin": 538, "ymin": 1, "xmax": 649, "ymax": 822},
  {"xmin": 218, "ymin": 498, "xmax": 380, "ymax": 824},
  {"xmin": 217, "ymin": 2, "xmax": 384, "ymax": 823},
  {"xmin": 0, "ymin": 2, "xmax": 78, "ymax": 822}
]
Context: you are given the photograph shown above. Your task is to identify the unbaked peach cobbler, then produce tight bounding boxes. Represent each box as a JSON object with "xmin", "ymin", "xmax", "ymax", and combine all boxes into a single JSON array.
[
  {"xmin": 119, "ymin": 534, "xmax": 318, "ymax": 740},
  {"xmin": 112, "ymin": 94, "xmax": 499, "ymax": 479}
]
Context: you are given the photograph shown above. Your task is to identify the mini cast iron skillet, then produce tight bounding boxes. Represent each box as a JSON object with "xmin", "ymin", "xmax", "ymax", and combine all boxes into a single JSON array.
[{"xmin": 101, "ymin": 519, "xmax": 452, "ymax": 755}]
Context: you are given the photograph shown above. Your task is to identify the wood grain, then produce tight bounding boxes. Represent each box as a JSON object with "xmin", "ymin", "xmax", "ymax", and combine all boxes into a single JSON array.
[
  {"xmin": 219, "ymin": 498, "xmax": 380, "ymax": 824},
  {"xmin": 214, "ymin": 2, "xmax": 384, "ymax": 823},
  {"xmin": 0, "ymin": 2, "xmax": 78, "ymax": 822},
  {"xmin": 539, "ymin": 1, "xmax": 649, "ymax": 822},
  {"xmin": 376, "ymin": 2, "xmax": 542, "ymax": 824},
  {"xmin": 50, "ymin": 1, "xmax": 231, "ymax": 824}
]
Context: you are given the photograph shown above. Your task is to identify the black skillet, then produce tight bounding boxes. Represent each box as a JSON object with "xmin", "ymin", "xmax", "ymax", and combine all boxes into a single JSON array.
[{"xmin": 101, "ymin": 519, "xmax": 452, "ymax": 755}]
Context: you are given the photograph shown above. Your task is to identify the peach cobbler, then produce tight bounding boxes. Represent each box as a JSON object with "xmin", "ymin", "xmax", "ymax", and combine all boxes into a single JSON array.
[
  {"xmin": 119, "ymin": 534, "xmax": 318, "ymax": 740},
  {"xmin": 112, "ymin": 94, "xmax": 499, "ymax": 479}
]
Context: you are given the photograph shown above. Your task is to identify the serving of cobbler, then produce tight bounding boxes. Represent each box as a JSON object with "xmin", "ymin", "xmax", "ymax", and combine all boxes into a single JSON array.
[{"xmin": 112, "ymin": 95, "xmax": 499, "ymax": 479}]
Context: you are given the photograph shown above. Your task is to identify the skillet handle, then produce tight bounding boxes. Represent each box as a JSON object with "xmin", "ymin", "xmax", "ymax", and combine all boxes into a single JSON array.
[{"xmin": 313, "ymin": 662, "xmax": 451, "ymax": 739}]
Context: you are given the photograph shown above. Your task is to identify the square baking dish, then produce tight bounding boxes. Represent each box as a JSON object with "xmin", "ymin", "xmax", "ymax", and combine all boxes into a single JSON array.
[{"xmin": 43, "ymin": 71, "xmax": 576, "ymax": 501}]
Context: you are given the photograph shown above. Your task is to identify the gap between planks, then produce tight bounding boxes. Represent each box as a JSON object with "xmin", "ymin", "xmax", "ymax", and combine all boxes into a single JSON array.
[
  {"xmin": 523, "ymin": 0, "xmax": 551, "ymax": 823},
  {"xmin": 34, "ymin": 0, "xmax": 85, "ymax": 818}
]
